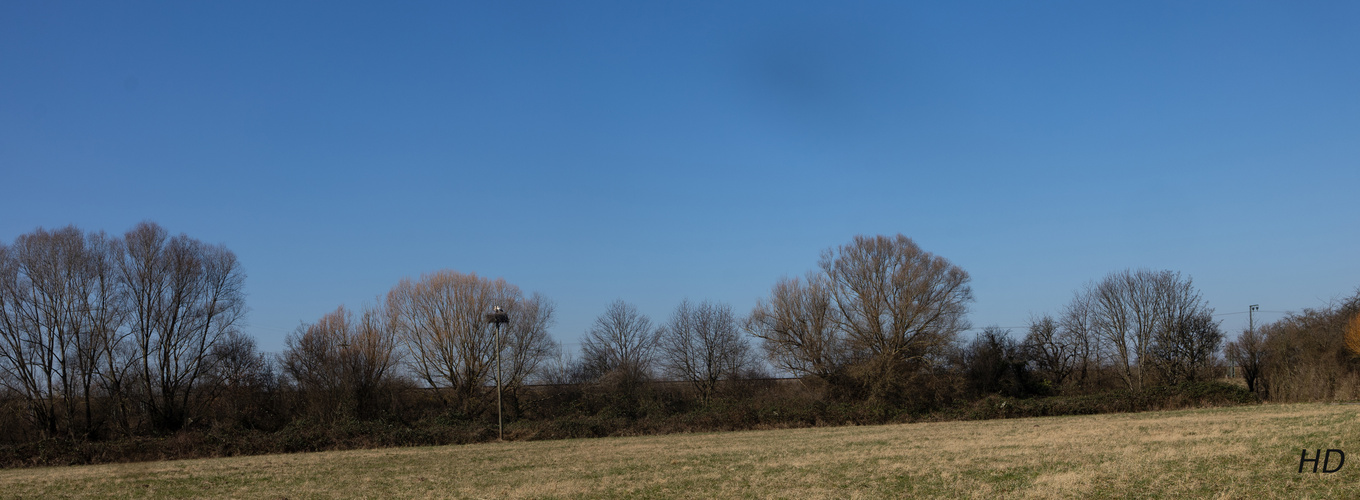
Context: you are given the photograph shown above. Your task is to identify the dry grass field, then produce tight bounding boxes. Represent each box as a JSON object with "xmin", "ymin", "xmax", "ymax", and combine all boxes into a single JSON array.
[{"xmin": 2, "ymin": 402, "xmax": 1358, "ymax": 499}]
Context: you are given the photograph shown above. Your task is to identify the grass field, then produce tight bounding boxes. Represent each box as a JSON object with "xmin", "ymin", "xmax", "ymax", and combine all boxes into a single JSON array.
[{"xmin": 2, "ymin": 403, "xmax": 1358, "ymax": 499}]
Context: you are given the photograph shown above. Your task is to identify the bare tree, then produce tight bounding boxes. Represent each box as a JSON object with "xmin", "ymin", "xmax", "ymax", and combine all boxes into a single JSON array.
[
  {"xmin": 0, "ymin": 227, "xmax": 128, "ymax": 437},
  {"xmin": 1059, "ymin": 291, "xmax": 1102, "ymax": 390},
  {"xmin": 281, "ymin": 319, "xmax": 340, "ymax": 418},
  {"xmin": 208, "ymin": 329, "xmax": 276, "ymax": 427},
  {"xmin": 211, "ymin": 329, "xmax": 273, "ymax": 394},
  {"xmin": 536, "ymin": 349, "xmax": 582, "ymax": 386},
  {"xmin": 387, "ymin": 270, "xmax": 499, "ymax": 410},
  {"xmin": 820, "ymin": 234, "xmax": 972, "ymax": 400},
  {"xmin": 746, "ymin": 273, "xmax": 848, "ymax": 385},
  {"xmin": 282, "ymin": 304, "xmax": 398, "ymax": 419},
  {"xmin": 1149, "ymin": 309, "xmax": 1223, "ymax": 384},
  {"xmin": 386, "ymin": 270, "xmax": 554, "ymax": 413},
  {"xmin": 1225, "ymin": 327, "xmax": 1266, "ymax": 394},
  {"xmin": 1, "ymin": 229, "xmax": 70, "ymax": 436},
  {"xmin": 658, "ymin": 299, "xmax": 755, "ymax": 404},
  {"xmin": 120, "ymin": 222, "xmax": 246, "ymax": 431},
  {"xmin": 1086, "ymin": 274, "xmax": 1139, "ymax": 392},
  {"xmin": 0, "ymin": 233, "xmax": 62, "ymax": 436},
  {"xmin": 1080, "ymin": 269, "xmax": 1217, "ymax": 392},
  {"xmin": 1023, "ymin": 314, "xmax": 1076, "ymax": 388},
  {"xmin": 498, "ymin": 292, "xmax": 558, "ymax": 413},
  {"xmin": 580, "ymin": 300, "xmax": 658, "ymax": 389},
  {"xmin": 0, "ymin": 223, "xmax": 246, "ymax": 435},
  {"xmin": 350, "ymin": 305, "xmax": 400, "ymax": 414},
  {"xmin": 748, "ymin": 235, "xmax": 971, "ymax": 401},
  {"xmin": 80, "ymin": 230, "xmax": 132, "ymax": 436}
]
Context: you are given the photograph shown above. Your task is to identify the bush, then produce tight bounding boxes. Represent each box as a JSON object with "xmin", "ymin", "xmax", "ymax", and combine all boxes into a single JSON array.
[
  {"xmin": 933, "ymin": 381, "xmax": 1259, "ymax": 422},
  {"xmin": 0, "ymin": 380, "xmax": 1262, "ymax": 469}
]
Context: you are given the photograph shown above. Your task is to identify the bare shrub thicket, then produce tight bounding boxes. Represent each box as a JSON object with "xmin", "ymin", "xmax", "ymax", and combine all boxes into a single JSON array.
[
  {"xmin": 960, "ymin": 326, "xmax": 1036, "ymax": 398},
  {"xmin": 1251, "ymin": 292, "xmax": 1360, "ymax": 402}
]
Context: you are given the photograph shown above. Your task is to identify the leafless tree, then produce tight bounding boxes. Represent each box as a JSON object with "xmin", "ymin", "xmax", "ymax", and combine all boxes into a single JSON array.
[
  {"xmin": 0, "ymin": 227, "xmax": 128, "ymax": 437},
  {"xmin": 80, "ymin": 230, "xmax": 133, "ymax": 435},
  {"xmin": 657, "ymin": 299, "xmax": 755, "ymax": 404},
  {"xmin": 119, "ymin": 222, "xmax": 246, "ymax": 431},
  {"xmin": 746, "ymin": 273, "xmax": 848, "ymax": 385},
  {"xmin": 386, "ymin": 270, "xmax": 555, "ymax": 413},
  {"xmin": 1085, "ymin": 274, "xmax": 1139, "ymax": 392},
  {"xmin": 282, "ymin": 304, "xmax": 398, "ymax": 419},
  {"xmin": 387, "ymin": 270, "xmax": 497, "ymax": 409},
  {"xmin": 281, "ymin": 319, "xmax": 339, "ymax": 418},
  {"xmin": 820, "ymin": 234, "xmax": 972, "ymax": 400},
  {"xmin": 497, "ymin": 292, "xmax": 558, "ymax": 413},
  {"xmin": 1059, "ymin": 292, "xmax": 1102, "ymax": 390},
  {"xmin": 207, "ymin": 329, "xmax": 276, "ymax": 427},
  {"xmin": 1225, "ymin": 327, "xmax": 1266, "ymax": 394},
  {"xmin": 1149, "ymin": 308, "xmax": 1222, "ymax": 384},
  {"xmin": 0, "ymin": 234, "xmax": 60, "ymax": 436},
  {"xmin": 1023, "ymin": 314, "xmax": 1076, "ymax": 387},
  {"xmin": 351, "ymin": 305, "xmax": 400, "ymax": 411},
  {"xmin": 580, "ymin": 300, "xmax": 658, "ymax": 389},
  {"xmin": 211, "ymin": 329, "xmax": 273, "ymax": 393},
  {"xmin": 536, "ymin": 350, "xmax": 582, "ymax": 386},
  {"xmin": 1080, "ymin": 269, "xmax": 1217, "ymax": 392},
  {"xmin": 0, "ymin": 223, "xmax": 246, "ymax": 435}
]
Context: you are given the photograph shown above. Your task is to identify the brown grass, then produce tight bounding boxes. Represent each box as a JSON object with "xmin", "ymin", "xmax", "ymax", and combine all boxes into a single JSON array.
[{"xmin": 2, "ymin": 402, "xmax": 1358, "ymax": 498}]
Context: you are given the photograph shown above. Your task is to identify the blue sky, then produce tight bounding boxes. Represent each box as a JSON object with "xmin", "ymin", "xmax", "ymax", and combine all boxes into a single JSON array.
[{"xmin": 3, "ymin": 2, "xmax": 1357, "ymax": 355}]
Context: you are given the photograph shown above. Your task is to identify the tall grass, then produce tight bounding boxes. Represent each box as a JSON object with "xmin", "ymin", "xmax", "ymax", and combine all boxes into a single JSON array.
[{"xmin": 1, "ymin": 402, "xmax": 1354, "ymax": 499}]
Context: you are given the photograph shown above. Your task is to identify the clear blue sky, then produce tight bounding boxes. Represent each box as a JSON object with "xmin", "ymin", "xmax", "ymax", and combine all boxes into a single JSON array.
[{"xmin": 3, "ymin": 2, "xmax": 1357, "ymax": 355}]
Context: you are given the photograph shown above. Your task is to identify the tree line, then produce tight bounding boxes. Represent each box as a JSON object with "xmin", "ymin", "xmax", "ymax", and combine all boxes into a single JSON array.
[
  {"xmin": 0, "ymin": 223, "xmax": 245, "ymax": 438},
  {"xmin": 1, "ymin": 224, "xmax": 1355, "ymax": 463}
]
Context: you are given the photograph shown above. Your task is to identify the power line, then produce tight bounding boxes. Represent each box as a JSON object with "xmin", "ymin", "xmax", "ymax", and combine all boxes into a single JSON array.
[{"xmin": 1215, "ymin": 310, "xmax": 1287, "ymax": 317}]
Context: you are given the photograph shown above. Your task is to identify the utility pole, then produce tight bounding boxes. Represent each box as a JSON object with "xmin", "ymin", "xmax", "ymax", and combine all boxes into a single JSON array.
[{"xmin": 485, "ymin": 306, "xmax": 509, "ymax": 441}]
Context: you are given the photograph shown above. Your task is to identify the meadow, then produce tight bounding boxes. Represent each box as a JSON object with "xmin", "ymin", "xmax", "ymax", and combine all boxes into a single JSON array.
[{"xmin": 2, "ymin": 402, "xmax": 1357, "ymax": 499}]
